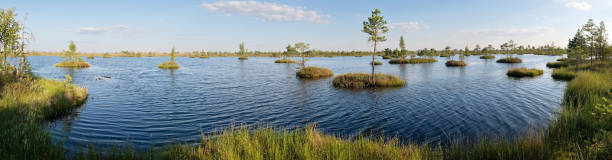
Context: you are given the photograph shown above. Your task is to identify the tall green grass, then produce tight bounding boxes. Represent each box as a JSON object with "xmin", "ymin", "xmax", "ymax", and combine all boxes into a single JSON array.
[{"xmin": 332, "ymin": 73, "xmax": 405, "ymax": 88}]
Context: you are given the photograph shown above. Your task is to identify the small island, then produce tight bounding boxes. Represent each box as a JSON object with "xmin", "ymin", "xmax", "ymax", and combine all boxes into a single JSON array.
[
  {"xmin": 497, "ymin": 57, "xmax": 522, "ymax": 63},
  {"xmin": 389, "ymin": 58, "xmax": 437, "ymax": 64},
  {"xmin": 54, "ymin": 41, "xmax": 91, "ymax": 68},
  {"xmin": 294, "ymin": 42, "xmax": 334, "ymax": 79},
  {"xmin": 371, "ymin": 61, "xmax": 382, "ymax": 65},
  {"xmin": 546, "ymin": 61, "xmax": 569, "ymax": 68},
  {"xmin": 445, "ymin": 54, "xmax": 467, "ymax": 67},
  {"xmin": 333, "ymin": 73, "xmax": 405, "ymax": 88},
  {"xmin": 158, "ymin": 47, "xmax": 180, "ymax": 69},
  {"xmin": 479, "ymin": 55, "xmax": 495, "ymax": 59},
  {"xmin": 506, "ymin": 68, "xmax": 543, "ymax": 77}
]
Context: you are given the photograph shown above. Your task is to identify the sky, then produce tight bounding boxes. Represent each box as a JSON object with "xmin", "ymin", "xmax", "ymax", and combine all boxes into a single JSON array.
[{"xmin": 1, "ymin": 0, "xmax": 611, "ymax": 52}]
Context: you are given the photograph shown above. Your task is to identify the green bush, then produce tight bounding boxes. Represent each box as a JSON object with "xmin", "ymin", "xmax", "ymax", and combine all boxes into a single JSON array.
[
  {"xmin": 158, "ymin": 62, "xmax": 180, "ymax": 69},
  {"xmin": 332, "ymin": 73, "xmax": 405, "ymax": 88},
  {"xmin": 296, "ymin": 67, "xmax": 333, "ymax": 79},
  {"xmin": 445, "ymin": 60, "xmax": 467, "ymax": 67},
  {"xmin": 389, "ymin": 58, "xmax": 437, "ymax": 64},
  {"xmin": 497, "ymin": 57, "xmax": 522, "ymax": 63},
  {"xmin": 506, "ymin": 68, "xmax": 543, "ymax": 77}
]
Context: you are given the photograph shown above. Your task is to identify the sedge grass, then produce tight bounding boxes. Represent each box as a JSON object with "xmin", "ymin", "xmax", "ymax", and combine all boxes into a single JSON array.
[
  {"xmin": 546, "ymin": 62, "xmax": 569, "ymax": 68},
  {"xmin": 371, "ymin": 61, "xmax": 383, "ymax": 65},
  {"xmin": 479, "ymin": 55, "xmax": 495, "ymax": 59},
  {"xmin": 445, "ymin": 60, "xmax": 467, "ymax": 67},
  {"xmin": 158, "ymin": 62, "xmax": 180, "ymax": 69},
  {"xmin": 496, "ymin": 57, "xmax": 522, "ymax": 63},
  {"xmin": 54, "ymin": 61, "xmax": 91, "ymax": 68},
  {"xmin": 552, "ymin": 68, "xmax": 577, "ymax": 81},
  {"xmin": 274, "ymin": 59, "xmax": 296, "ymax": 63}
]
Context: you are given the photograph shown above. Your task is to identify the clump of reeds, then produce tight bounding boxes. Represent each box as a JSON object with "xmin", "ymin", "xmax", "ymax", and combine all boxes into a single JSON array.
[
  {"xmin": 506, "ymin": 68, "xmax": 543, "ymax": 77},
  {"xmin": 332, "ymin": 73, "xmax": 405, "ymax": 88},
  {"xmin": 296, "ymin": 67, "xmax": 333, "ymax": 79}
]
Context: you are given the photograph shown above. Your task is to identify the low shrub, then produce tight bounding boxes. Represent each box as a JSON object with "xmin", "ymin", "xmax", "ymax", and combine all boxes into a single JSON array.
[
  {"xmin": 274, "ymin": 59, "xmax": 296, "ymax": 63},
  {"xmin": 54, "ymin": 61, "xmax": 91, "ymax": 68},
  {"xmin": 546, "ymin": 62, "xmax": 569, "ymax": 68},
  {"xmin": 389, "ymin": 58, "xmax": 437, "ymax": 64},
  {"xmin": 332, "ymin": 73, "xmax": 405, "ymax": 88},
  {"xmin": 552, "ymin": 68, "xmax": 577, "ymax": 81},
  {"xmin": 296, "ymin": 67, "xmax": 334, "ymax": 79},
  {"xmin": 506, "ymin": 68, "xmax": 543, "ymax": 77},
  {"xmin": 445, "ymin": 60, "xmax": 467, "ymax": 67},
  {"xmin": 480, "ymin": 55, "xmax": 495, "ymax": 59},
  {"xmin": 158, "ymin": 62, "xmax": 180, "ymax": 69},
  {"xmin": 497, "ymin": 57, "xmax": 522, "ymax": 63},
  {"xmin": 371, "ymin": 61, "xmax": 383, "ymax": 65}
]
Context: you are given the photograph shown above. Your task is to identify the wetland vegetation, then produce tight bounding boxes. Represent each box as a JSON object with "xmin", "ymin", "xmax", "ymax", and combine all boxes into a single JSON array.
[{"xmin": 2, "ymin": 4, "xmax": 612, "ymax": 160}]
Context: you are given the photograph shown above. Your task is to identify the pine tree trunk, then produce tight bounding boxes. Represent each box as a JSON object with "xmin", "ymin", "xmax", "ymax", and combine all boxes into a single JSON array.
[{"xmin": 372, "ymin": 40, "xmax": 377, "ymax": 86}]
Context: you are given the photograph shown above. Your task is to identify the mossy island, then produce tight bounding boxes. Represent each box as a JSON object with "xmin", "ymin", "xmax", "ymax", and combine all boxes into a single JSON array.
[
  {"xmin": 382, "ymin": 55, "xmax": 392, "ymax": 59},
  {"xmin": 479, "ymin": 55, "xmax": 495, "ymax": 59},
  {"xmin": 275, "ymin": 59, "xmax": 296, "ymax": 63},
  {"xmin": 371, "ymin": 61, "xmax": 383, "ymax": 65},
  {"xmin": 496, "ymin": 57, "xmax": 522, "ymax": 63},
  {"xmin": 506, "ymin": 68, "xmax": 543, "ymax": 77},
  {"xmin": 158, "ymin": 47, "xmax": 180, "ymax": 69},
  {"xmin": 54, "ymin": 41, "xmax": 91, "ymax": 68},
  {"xmin": 445, "ymin": 60, "xmax": 467, "ymax": 67},
  {"xmin": 389, "ymin": 58, "xmax": 437, "ymax": 64},
  {"xmin": 333, "ymin": 73, "xmax": 405, "ymax": 88},
  {"xmin": 557, "ymin": 58, "xmax": 568, "ymax": 61},
  {"xmin": 296, "ymin": 67, "xmax": 334, "ymax": 79},
  {"xmin": 85, "ymin": 55, "xmax": 95, "ymax": 59},
  {"xmin": 546, "ymin": 61, "xmax": 569, "ymax": 68}
]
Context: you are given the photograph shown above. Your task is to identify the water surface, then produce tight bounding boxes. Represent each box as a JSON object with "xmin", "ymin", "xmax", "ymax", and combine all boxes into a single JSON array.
[{"xmin": 27, "ymin": 55, "xmax": 566, "ymax": 149}]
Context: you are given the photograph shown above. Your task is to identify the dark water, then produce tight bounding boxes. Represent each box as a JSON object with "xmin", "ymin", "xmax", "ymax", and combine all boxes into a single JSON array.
[{"xmin": 29, "ymin": 55, "xmax": 566, "ymax": 150}]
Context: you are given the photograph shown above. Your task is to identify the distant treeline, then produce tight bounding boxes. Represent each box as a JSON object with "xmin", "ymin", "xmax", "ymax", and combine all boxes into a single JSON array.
[{"xmin": 27, "ymin": 44, "xmax": 566, "ymax": 58}]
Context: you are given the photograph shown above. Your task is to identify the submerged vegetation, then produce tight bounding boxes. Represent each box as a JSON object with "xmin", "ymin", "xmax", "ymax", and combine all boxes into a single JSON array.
[
  {"xmin": 54, "ymin": 41, "xmax": 91, "ymax": 68},
  {"xmin": 389, "ymin": 58, "xmax": 437, "ymax": 64},
  {"xmin": 296, "ymin": 67, "xmax": 334, "ymax": 79},
  {"xmin": 332, "ymin": 73, "xmax": 405, "ymax": 88},
  {"xmin": 506, "ymin": 68, "xmax": 544, "ymax": 77},
  {"xmin": 158, "ymin": 47, "xmax": 180, "ymax": 69}
]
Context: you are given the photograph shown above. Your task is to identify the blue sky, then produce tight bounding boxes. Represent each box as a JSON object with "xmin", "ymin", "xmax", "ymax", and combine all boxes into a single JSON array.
[{"xmin": 2, "ymin": 0, "xmax": 611, "ymax": 52}]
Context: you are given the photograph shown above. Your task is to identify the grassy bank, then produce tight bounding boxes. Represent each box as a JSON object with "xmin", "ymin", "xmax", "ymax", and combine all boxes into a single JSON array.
[
  {"xmin": 388, "ymin": 58, "xmax": 437, "ymax": 64},
  {"xmin": 0, "ymin": 73, "xmax": 88, "ymax": 159},
  {"xmin": 332, "ymin": 73, "xmax": 405, "ymax": 88}
]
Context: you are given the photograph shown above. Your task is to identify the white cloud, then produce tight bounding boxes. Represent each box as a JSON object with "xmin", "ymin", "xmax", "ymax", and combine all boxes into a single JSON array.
[
  {"xmin": 456, "ymin": 27, "xmax": 555, "ymax": 37},
  {"xmin": 565, "ymin": 1, "xmax": 592, "ymax": 11},
  {"xmin": 74, "ymin": 25, "xmax": 135, "ymax": 34},
  {"xmin": 389, "ymin": 22, "xmax": 425, "ymax": 32},
  {"xmin": 201, "ymin": 1, "xmax": 330, "ymax": 24}
]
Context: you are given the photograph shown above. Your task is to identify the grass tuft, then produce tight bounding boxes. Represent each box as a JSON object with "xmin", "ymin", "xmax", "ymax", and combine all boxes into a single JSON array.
[
  {"xmin": 382, "ymin": 55, "xmax": 392, "ymax": 59},
  {"xmin": 274, "ymin": 59, "xmax": 296, "ymax": 63},
  {"xmin": 479, "ymin": 55, "xmax": 495, "ymax": 59},
  {"xmin": 546, "ymin": 62, "xmax": 569, "ymax": 68},
  {"xmin": 551, "ymin": 68, "xmax": 577, "ymax": 81},
  {"xmin": 332, "ymin": 73, "xmax": 405, "ymax": 88},
  {"xmin": 497, "ymin": 57, "xmax": 522, "ymax": 63},
  {"xmin": 557, "ymin": 58, "xmax": 568, "ymax": 62},
  {"xmin": 506, "ymin": 67, "xmax": 544, "ymax": 77},
  {"xmin": 371, "ymin": 61, "xmax": 383, "ymax": 65},
  {"xmin": 54, "ymin": 61, "xmax": 91, "ymax": 68},
  {"xmin": 238, "ymin": 56, "xmax": 248, "ymax": 60},
  {"xmin": 445, "ymin": 60, "xmax": 467, "ymax": 67},
  {"xmin": 296, "ymin": 67, "xmax": 334, "ymax": 79},
  {"xmin": 158, "ymin": 61, "xmax": 180, "ymax": 69}
]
